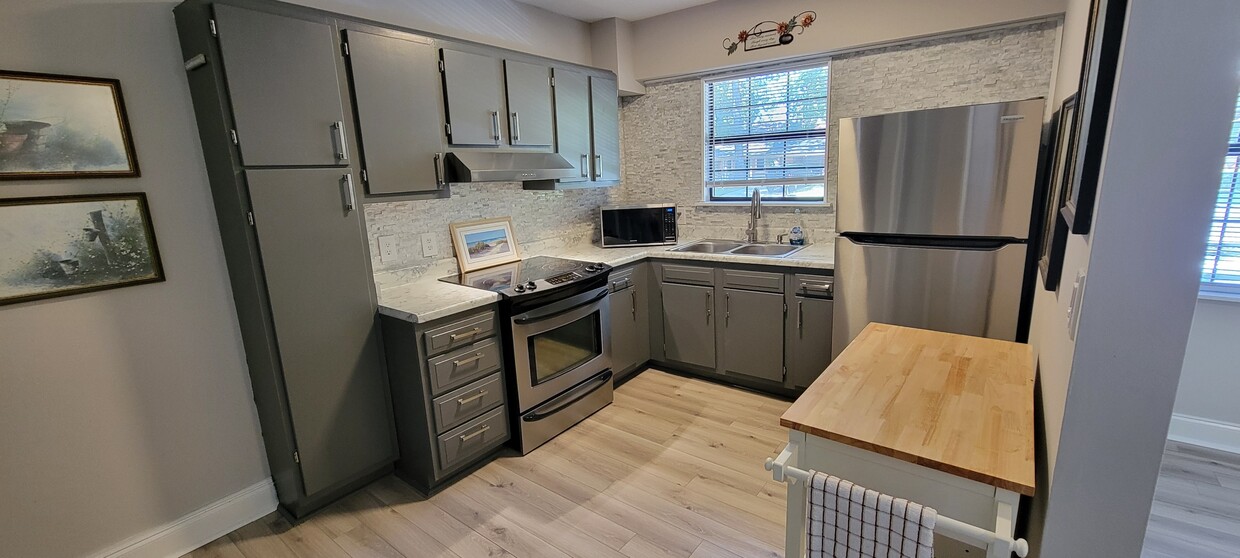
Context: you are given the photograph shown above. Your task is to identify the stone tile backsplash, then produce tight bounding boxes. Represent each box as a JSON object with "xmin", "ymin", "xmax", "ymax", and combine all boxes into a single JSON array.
[{"xmin": 366, "ymin": 20, "xmax": 1059, "ymax": 289}]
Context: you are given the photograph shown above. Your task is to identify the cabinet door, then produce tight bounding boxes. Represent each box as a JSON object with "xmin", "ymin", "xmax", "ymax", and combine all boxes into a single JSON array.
[
  {"xmin": 553, "ymin": 68, "xmax": 592, "ymax": 182},
  {"xmin": 214, "ymin": 5, "xmax": 347, "ymax": 167},
  {"xmin": 662, "ymin": 283, "xmax": 715, "ymax": 369},
  {"xmin": 787, "ymin": 297, "xmax": 833, "ymax": 390},
  {"xmin": 609, "ymin": 286, "xmax": 639, "ymax": 375},
  {"xmin": 720, "ymin": 288, "xmax": 785, "ymax": 383},
  {"xmin": 589, "ymin": 76, "xmax": 620, "ymax": 181},
  {"xmin": 247, "ymin": 168, "xmax": 394, "ymax": 496},
  {"xmin": 343, "ymin": 29, "xmax": 445, "ymax": 195},
  {"xmin": 632, "ymin": 267, "xmax": 651, "ymax": 365},
  {"xmin": 441, "ymin": 49, "xmax": 505, "ymax": 146},
  {"xmin": 504, "ymin": 60, "xmax": 554, "ymax": 147}
]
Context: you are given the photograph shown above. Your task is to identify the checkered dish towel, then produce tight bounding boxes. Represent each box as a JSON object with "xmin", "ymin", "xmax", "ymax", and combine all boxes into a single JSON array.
[{"xmin": 806, "ymin": 472, "xmax": 937, "ymax": 558}]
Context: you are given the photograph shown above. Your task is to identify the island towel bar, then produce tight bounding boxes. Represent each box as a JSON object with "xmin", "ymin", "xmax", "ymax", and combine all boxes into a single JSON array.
[{"xmin": 765, "ymin": 444, "xmax": 1030, "ymax": 558}]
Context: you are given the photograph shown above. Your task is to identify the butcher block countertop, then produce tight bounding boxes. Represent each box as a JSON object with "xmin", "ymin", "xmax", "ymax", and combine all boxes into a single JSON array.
[{"xmin": 780, "ymin": 323, "xmax": 1036, "ymax": 496}]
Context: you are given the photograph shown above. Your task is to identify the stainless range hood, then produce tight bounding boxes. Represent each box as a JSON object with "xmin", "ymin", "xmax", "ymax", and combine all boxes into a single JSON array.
[{"xmin": 444, "ymin": 151, "xmax": 577, "ymax": 184}]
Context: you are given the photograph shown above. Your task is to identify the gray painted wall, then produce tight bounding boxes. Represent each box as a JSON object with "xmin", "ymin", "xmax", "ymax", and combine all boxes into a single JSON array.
[
  {"xmin": 0, "ymin": 1, "xmax": 592, "ymax": 556},
  {"xmin": 1026, "ymin": 0, "xmax": 1240, "ymax": 555},
  {"xmin": 1173, "ymin": 299, "xmax": 1240, "ymax": 445}
]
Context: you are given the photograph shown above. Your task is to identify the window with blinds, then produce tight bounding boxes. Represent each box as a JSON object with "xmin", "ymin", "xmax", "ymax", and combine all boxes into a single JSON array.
[
  {"xmin": 1202, "ymin": 90, "xmax": 1240, "ymax": 294},
  {"xmin": 704, "ymin": 65, "xmax": 829, "ymax": 202}
]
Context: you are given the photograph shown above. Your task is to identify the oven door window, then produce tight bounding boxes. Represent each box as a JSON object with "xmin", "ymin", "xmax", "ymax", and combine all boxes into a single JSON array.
[{"xmin": 528, "ymin": 312, "xmax": 602, "ymax": 386}]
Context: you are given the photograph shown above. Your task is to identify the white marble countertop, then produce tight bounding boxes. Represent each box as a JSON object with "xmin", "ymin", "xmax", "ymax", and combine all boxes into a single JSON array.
[{"xmin": 377, "ymin": 239, "xmax": 834, "ymax": 324}]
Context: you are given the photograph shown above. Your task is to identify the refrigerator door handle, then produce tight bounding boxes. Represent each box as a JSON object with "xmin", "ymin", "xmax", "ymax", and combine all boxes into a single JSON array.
[{"xmin": 839, "ymin": 232, "xmax": 1023, "ymax": 251}]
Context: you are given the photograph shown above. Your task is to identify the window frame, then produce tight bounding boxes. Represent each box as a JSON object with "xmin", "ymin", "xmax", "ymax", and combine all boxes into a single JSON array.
[
  {"xmin": 701, "ymin": 62, "xmax": 830, "ymax": 205},
  {"xmin": 1200, "ymin": 88, "xmax": 1240, "ymax": 298}
]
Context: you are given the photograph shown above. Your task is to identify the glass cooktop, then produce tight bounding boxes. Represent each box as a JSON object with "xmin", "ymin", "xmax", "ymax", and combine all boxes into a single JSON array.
[{"xmin": 440, "ymin": 256, "xmax": 607, "ymax": 296}]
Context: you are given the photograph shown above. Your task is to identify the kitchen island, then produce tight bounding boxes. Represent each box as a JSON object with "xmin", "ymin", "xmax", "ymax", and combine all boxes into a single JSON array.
[{"xmin": 773, "ymin": 323, "xmax": 1035, "ymax": 558}]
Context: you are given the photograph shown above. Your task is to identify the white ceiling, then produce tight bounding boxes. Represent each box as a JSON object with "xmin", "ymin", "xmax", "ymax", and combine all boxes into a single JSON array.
[{"xmin": 516, "ymin": 0, "xmax": 719, "ymax": 22}]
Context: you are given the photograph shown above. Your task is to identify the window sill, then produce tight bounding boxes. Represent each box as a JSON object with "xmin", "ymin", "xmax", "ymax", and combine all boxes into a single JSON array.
[
  {"xmin": 1198, "ymin": 290, "xmax": 1240, "ymax": 304},
  {"xmin": 696, "ymin": 201, "xmax": 833, "ymax": 209}
]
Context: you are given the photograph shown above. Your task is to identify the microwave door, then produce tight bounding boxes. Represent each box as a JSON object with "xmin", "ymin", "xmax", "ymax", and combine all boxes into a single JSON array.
[{"xmin": 601, "ymin": 205, "xmax": 676, "ymax": 247}]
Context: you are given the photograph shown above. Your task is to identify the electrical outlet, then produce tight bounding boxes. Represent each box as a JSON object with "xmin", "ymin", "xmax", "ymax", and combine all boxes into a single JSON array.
[
  {"xmin": 420, "ymin": 233, "xmax": 438, "ymax": 258},
  {"xmin": 377, "ymin": 235, "xmax": 397, "ymax": 263}
]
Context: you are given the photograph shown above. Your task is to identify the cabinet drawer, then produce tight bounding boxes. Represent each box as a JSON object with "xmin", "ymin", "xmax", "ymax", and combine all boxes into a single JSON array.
[
  {"xmin": 437, "ymin": 406, "xmax": 509, "ymax": 471},
  {"xmin": 432, "ymin": 373, "xmax": 504, "ymax": 433},
  {"xmin": 662, "ymin": 264, "xmax": 714, "ymax": 287},
  {"xmin": 424, "ymin": 311, "xmax": 497, "ymax": 355},
  {"xmin": 610, "ymin": 268, "xmax": 636, "ymax": 292},
  {"xmin": 427, "ymin": 338, "xmax": 502, "ymax": 396},
  {"xmin": 722, "ymin": 269, "xmax": 783, "ymax": 293},
  {"xmin": 793, "ymin": 274, "xmax": 834, "ymax": 299}
]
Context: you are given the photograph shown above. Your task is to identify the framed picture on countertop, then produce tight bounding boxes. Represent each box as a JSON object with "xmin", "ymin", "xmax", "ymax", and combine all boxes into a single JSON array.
[{"xmin": 449, "ymin": 217, "xmax": 521, "ymax": 273}]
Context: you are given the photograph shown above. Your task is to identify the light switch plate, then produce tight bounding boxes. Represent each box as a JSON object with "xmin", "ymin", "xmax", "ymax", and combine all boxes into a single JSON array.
[
  {"xmin": 1066, "ymin": 269, "xmax": 1086, "ymax": 341},
  {"xmin": 377, "ymin": 235, "xmax": 397, "ymax": 263},
  {"xmin": 420, "ymin": 233, "xmax": 438, "ymax": 258}
]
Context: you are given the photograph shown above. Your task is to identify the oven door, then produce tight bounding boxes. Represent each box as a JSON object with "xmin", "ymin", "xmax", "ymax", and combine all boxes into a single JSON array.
[{"xmin": 510, "ymin": 286, "xmax": 612, "ymax": 412}]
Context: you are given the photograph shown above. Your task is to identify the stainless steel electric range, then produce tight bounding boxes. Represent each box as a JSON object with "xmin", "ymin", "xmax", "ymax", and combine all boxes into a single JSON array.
[{"xmin": 441, "ymin": 256, "xmax": 614, "ymax": 454}]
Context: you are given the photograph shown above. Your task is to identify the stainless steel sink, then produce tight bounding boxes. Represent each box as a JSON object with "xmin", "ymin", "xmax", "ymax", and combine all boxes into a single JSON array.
[
  {"xmin": 729, "ymin": 244, "xmax": 805, "ymax": 257},
  {"xmin": 670, "ymin": 240, "xmax": 807, "ymax": 258},
  {"xmin": 670, "ymin": 240, "xmax": 746, "ymax": 253}
]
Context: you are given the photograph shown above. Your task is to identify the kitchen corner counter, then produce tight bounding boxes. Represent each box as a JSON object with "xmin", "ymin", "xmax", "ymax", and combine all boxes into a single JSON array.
[
  {"xmin": 376, "ymin": 239, "xmax": 834, "ymax": 323},
  {"xmin": 780, "ymin": 322, "xmax": 1036, "ymax": 496}
]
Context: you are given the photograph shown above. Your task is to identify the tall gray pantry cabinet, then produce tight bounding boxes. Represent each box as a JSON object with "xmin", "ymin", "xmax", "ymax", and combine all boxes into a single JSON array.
[{"xmin": 174, "ymin": 0, "xmax": 396, "ymax": 518}]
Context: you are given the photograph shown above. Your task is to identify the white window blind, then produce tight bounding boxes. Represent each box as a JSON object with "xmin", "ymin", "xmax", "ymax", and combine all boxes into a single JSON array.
[
  {"xmin": 1202, "ymin": 90, "xmax": 1240, "ymax": 293},
  {"xmin": 704, "ymin": 65, "xmax": 829, "ymax": 202}
]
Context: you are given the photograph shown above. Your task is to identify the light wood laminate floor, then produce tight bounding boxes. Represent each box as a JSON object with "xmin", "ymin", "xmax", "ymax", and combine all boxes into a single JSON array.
[
  {"xmin": 186, "ymin": 369, "xmax": 1240, "ymax": 558},
  {"xmin": 1142, "ymin": 440, "xmax": 1240, "ymax": 558}
]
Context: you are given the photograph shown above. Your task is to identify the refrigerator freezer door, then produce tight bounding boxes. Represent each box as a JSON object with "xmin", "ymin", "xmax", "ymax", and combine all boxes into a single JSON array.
[
  {"xmin": 836, "ymin": 99, "xmax": 1045, "ymax": 238},
  {"xmin": 831, "ymin": 237, "xmax": 1028, "ymax": 358}
]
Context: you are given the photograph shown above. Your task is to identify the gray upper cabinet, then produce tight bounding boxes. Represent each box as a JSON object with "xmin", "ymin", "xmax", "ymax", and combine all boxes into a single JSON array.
[
  {"xmin": 342, "ymin": 29, "xmax": 445, "ymax": 195},
  {"xmin": 719, "ymin": 288, "xmax": 785, "ymax": 383},
  {"xmin": 589, "ymin": 76, "xmax": 620, "ymax": 181},
  {"xmin": 504, "ymin": 60, "xmax": 554, "ymax": 147},
  {"xmin": 246, "ymin": 168, "xmax": 394, "ymax": 496},
  {"xmin": 662, "ymin": 282, "xmax": 716, "ymax": 369},
  {"xmin": 553, "ymin": 68, "xmax": 592, "ymax": 182},
  {"xmin": 441, "ymin": 49, "xmax": 505, "ymax": 146},
  {"xmin": 213, "ymin": 5, "xmax": 347, "ymax": 167}
]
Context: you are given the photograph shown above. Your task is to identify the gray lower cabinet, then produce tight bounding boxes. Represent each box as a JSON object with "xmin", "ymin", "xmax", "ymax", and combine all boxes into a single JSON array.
[
  {"xmin": 441, "ymin": 48, "xmax": 506, "ymax": 146},
  {"xmin": 379, "ymin": 307, "xmax": 511, "ymax": 494},
  {"xmin": 589, "ymin": 76, "xmax": 621, "ymax": 181},
  {"xmin": 609, "ymin": 264, "xmax": 650, "ymax": 381},
  {"xmin": 653, "ymin": 261, "xmax": 832, "ymax": 395},
  {"xmin": 553, "ymin": 68, "xmax": 592, "ymax": 183},
  {"xmin": 504, "ymin": 59, "xmax": 554, "ymax": 147},
  {"xmin": 786, "ymin": 275, "xmax": 835, "ymax": 390},
  {"xmin": 213, "ymin": 4, "xmax": 348, "ymax": 167},
  {"xmin": 661, "ymin": 282, "xmax": 716, "ymax": 370},
  {"xmin": 719, "ymin": 288, "xmax": 785, "ymax": 383},
  {"xmin": 342, "ymin": 28, "xmax": 446, "ymax": 195},
  {"xmin": 246, "ymin": 168, "xmax": 396, "ymax": 507}
]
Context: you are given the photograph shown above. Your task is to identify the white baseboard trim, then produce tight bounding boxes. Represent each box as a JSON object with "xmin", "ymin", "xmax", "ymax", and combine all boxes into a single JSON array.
[
  {"xmin": 1167, "ymin": 413, "xmax": 1240, "ymax": 455},
  {"xmin": 91, "ymin": 478, "xmax": 277, "ymax": 558}
]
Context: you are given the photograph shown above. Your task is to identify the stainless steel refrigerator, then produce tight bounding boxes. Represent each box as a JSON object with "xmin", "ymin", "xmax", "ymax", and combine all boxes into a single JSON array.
[{"xmin": 833, "ymin": 98, "xmax": 1045, "ymax": 358}]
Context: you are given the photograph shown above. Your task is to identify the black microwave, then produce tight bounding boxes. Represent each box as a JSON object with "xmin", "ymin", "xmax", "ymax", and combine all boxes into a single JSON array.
[{"xmin": 600, "ymin": 204, "xmax": 677, "ymax": 248}]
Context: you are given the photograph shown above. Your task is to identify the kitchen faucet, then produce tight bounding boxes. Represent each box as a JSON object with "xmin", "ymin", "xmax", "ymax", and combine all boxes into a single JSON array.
[{"xmin": 746, "ymin": 189, "xmax": 762, "ymax": 243}]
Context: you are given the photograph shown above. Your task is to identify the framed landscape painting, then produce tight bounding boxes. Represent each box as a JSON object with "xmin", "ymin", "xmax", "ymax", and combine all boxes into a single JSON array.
[
  {"xmin": 449, "ymin": 217, "xmax": 521, "ymax": 273},
  {"xmin": 0, "ymin": 70, "xmax": 140, "ymax": 180},
  {"xmin": 0, "ymin": 193, "xmax": 164, "ymax": 306}
]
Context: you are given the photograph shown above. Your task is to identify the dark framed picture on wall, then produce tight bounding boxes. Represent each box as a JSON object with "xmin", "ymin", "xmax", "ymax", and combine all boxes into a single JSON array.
[
  {"xmin": 1062, "ymin": 0, "xmax": 1128, "ymax": 234},
  {"xmin": 1039, "ymin": 94, "xmax": 1078, "ymax": 291},
  {"xmin": 0, "ymin": 193, "xmax": 164, "ymax": 306},
  {"xmin": 0, "ymin": 70, "xmax": 140, "ymax": 180}
]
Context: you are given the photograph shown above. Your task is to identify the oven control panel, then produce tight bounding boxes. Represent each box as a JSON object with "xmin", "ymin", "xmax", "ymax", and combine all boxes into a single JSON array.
[{"xmin": 546, "ymin": 271, "xmax": 582, "ymax": 285}]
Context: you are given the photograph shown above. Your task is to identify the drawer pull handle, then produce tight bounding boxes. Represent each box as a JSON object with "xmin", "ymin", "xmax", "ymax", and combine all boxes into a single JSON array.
[
  {"xmin": 460, "ymin": 424, "xmax": 490, "ymax": 442},
  {"xmin": 450, "ymin": 327, "xmax": 481, "ymax": 341},
  {"xmin": 801, "ymin": 282, "xmax": 832, "ymax": 294},
  {"xmin": 452, "ymin": 353, "xmax": 484, "ymax": 367},
  {"xmin": 457, "ymin": 390, "xmax": 488, "ymax": 405}
]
